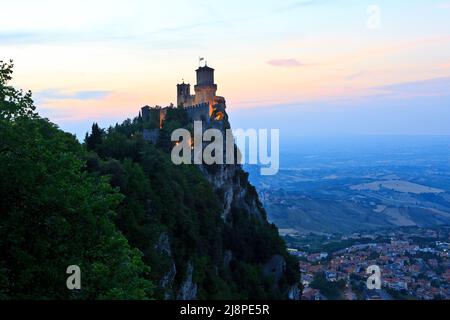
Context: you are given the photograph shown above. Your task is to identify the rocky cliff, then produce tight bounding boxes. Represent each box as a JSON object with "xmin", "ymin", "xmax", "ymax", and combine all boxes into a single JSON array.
[
  {"xmin": 0, "ymin": 60, "xmax": 299, "ymax": 300},
  {"xmin": 154, "ymin": 103, "xmax": 299, "ymax": 299},
  {"xmin": 83, "ymin": 102, "xmax": 300, "ymax": 300}
]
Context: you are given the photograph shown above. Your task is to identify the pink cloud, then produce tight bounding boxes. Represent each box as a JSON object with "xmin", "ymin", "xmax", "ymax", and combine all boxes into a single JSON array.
[{"xmin": 267, "ymin": 58, "xmax": 303, "ymax": 68}]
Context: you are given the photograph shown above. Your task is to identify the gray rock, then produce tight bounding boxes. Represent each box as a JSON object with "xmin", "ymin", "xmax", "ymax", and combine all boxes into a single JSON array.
[{"xmin": 176, "ymin": 262, "xmax": 198, "ymax": 300}]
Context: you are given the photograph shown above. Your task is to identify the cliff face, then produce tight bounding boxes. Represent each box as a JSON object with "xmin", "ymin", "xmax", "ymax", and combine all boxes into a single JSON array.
[
  {"xmin": 206, "ymin": 168, "xmax": 262, "ymax": 219},
  {"xmin": 198, "ymin": 144, "xmax": 265, "ymax": 223},
  {"xmin": 155, "ymin": 104, "xmax": 299, "ymax": 299}
]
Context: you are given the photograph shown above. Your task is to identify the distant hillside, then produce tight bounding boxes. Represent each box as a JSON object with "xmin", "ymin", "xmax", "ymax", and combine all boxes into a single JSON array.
[{"xmin": 246, "ymin": 137, "xmax": 450, "ymax": 235}]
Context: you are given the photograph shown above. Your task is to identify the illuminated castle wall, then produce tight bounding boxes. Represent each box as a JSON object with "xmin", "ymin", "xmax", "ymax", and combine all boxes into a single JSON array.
[
  {"xmin": 141, "ymin": 64, "xmax": 226, "ymax": 143},
  {"xmin": 177, "ymin": 65, "xmax": 222, "ymax": 108}
]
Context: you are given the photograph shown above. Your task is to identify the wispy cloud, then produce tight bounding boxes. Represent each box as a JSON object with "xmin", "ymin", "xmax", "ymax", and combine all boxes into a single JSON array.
[
  {"xmin": 0, "ymin": 17, "xmax": 224, "ymax": 47},
  {"xmin": 277, "ymin": 0, "xmax": 325, "ymax": 11},
  {"xmin": 0, "ymin": 32, "xmax": 50, "ymax": 45},
  {"xmin": 34, "ymin": 89, "xmax": 113, "ymax": 104},
  {"xmin": 0, "ymin": 31, "xmax": 127, "ymax": 45},
  {"xmin": 372, "ymin": 77, "xmax": 450, "ymax": 99},
  {"xmin": 154, "ymin": 20, "xmax": 226, "ymax": 34},
  {"xmin": 267, "ymin": 58, "xmax": 304, "ymax": 68},
  {"xmin": 345, "ymin": 71, "xmax": 365, "ymax": 81}
]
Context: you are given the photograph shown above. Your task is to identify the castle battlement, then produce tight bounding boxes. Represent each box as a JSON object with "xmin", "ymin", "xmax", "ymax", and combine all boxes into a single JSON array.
[
  {"xmin": 177, "ymin": 64, "xmax": 220, "ymax": 108},
  {"xmin": 184, "ymin": 102, "xmax": 209, "ymax": 110},
  {"xmin": 141, "ymin": 63, "xmax": 226, "ymax": 140}
]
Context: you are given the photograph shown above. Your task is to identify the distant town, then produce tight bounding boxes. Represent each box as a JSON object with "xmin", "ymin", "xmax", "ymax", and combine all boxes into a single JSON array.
[{"xmin": 286, "ymin": 226, "xmax": 450, "ymax": 300}]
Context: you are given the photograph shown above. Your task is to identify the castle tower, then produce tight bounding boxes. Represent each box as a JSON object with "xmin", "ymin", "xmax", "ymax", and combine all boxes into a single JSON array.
[
  {"xmin": 194, "ymin": 65, "xmax": 217, "ymax": 105},
  {"xmin": 177, "ymin": 82, "xmax": 192, "ymax": 107}
]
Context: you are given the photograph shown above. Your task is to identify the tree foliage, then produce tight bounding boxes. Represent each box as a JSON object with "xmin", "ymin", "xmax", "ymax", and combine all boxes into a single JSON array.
[
  {"xmin": 1, "ymin": 60, "xmax": 298, "ymax": 300},
  {"xmin": 0, "ymin": 60, "xmax": 153, "ymax": 299},
  {"xmin": 84, "ymin": 104, "xmax": 299, "ymax": 299}
]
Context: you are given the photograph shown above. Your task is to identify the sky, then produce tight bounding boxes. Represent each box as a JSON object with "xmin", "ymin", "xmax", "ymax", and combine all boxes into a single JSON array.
[{"xmin": 1, "ymin": 0, "xmax": 450, "ymax": 139}]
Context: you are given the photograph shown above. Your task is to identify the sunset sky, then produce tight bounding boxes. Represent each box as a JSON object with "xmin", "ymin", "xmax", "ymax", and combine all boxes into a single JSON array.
[{"xmin": 2, "ymin": 0, "xmax": 450, "ymax": 138}]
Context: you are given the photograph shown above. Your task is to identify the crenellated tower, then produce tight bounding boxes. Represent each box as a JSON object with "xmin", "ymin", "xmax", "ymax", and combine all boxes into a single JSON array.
[
  {"xmin": 194, "ymin": 65, "xmax": 217, "ymax": 105},
  {"xmin": 176, "ymin": 82, "xmax": 194, "ymax": 107}
]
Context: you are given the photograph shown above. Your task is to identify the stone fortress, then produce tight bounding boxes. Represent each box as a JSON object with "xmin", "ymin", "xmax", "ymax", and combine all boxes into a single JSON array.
[{"xmin": 141, "ymin": 62, "xmax": 226, "ymax": 143}]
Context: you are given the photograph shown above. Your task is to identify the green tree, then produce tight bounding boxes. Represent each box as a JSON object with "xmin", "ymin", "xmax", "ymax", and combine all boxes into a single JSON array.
[
  {"xmin": 0, "ymin": 60, "xmax": 153, "ymax": 299},
  {"xmin": 85, "ymin": 122, "xmax": 104, "ymax": 151},
  {"xmin": 0, "ymin": 60, "xmax": 36, "ymax": 120},
  {"xmin": 88, "ymin": 109, "xmax": 299, "ymax": 299},
  {"xmin": 1, "ymin": 59, "xmax": 299, "ymax": 300},
  {"xmin": 310, "ymin": 272, "xmax": 345, "ymax": 300}
]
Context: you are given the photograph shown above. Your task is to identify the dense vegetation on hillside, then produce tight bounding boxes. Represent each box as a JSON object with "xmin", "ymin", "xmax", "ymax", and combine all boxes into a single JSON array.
[
  {"xmin": 0, "ymin": 61, "xmax": 298, "ymax": 299},
  {"xmin": 0, "ymin": 60, "xmax": 153, "ymax": 299}
]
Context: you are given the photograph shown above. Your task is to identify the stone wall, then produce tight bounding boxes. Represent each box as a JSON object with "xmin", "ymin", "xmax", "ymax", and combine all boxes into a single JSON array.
[
  {"xmin": 185, "ymin": 102, "xmax": 210, "ymax": 123},
  {"xmin": 143, "ymin": 128, "xmax": 160, "ymax": 144}
]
